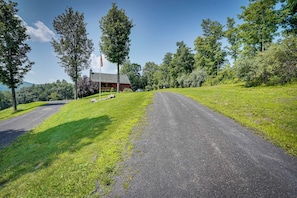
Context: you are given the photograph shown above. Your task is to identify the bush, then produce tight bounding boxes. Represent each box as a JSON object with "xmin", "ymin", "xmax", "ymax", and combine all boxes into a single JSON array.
[
  {"xmin": 123, "ymin": 88, "xmax": 133, "ymax": 92},
  {"xmin": 189, "ymin": 68, "xmax": 207, "ymax": 87},
  {"xmin": 145, "ymin": 85, "xmax": 152, "ymax": 91},
  {"xmin": 235, "ymin": 35, "xmax": 297, "ymax": 87}
]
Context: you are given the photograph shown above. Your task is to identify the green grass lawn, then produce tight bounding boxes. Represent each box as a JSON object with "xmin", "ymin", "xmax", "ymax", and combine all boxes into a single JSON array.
[
  {"xmin": 0, "ymin": 102, "xmax": 47, "ymax": 121},
  {"xmin": 1, "ymin": 83, "xmax": 296, "ymax": 196},
  {"xmin": 168, "ymin": 83, "xmax": 297, "ymax": 156},
  {"xmin": 0, "ymin": 92, "xmax": 153, "ymax": 197}
]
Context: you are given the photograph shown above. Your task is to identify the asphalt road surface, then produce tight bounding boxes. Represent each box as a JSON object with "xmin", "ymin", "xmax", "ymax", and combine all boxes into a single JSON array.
[
  {"xmin": 0, "ymin": 101, "xmax": 68, "ymax": 149},
  {"xmin": 111, "ymin": 92, "xmax": 297, "ymax": 197}
]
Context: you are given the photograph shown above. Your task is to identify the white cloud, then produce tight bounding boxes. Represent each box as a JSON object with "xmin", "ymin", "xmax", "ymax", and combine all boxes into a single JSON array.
[
  {"xmin": 28, "ymin": 70, "xmax": 36, "ymax": 75},
  {"xmin": 26, "ymin": 21, "xmax": 55, "ymax": 42},
  {"xmin": 89, "ymin": 53, "xmax": 117, "ymax": 74}
]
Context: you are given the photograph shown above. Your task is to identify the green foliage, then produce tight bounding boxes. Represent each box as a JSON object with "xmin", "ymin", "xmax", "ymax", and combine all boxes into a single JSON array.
[
  {"xmin": 0, "ymin": 92, "xmax": 153, "ymax": 196},
  {"xmin": 238, "ymin": 0, "xmax": 279, "ymax": 54},
  {"xmin": 235, "ymin": 35, "xmax": 297, "ymax": 86},
  {"xmin": 17, "ymin": 80, "xmax": 74, "ymax": 103},
  {"xmin": 0, "ymin": 0, "xmax": 34, "ymax": 111},
  {"xmin": 195, "ymin": 19, "xmax": 226, "ymax": 76},
  {"xmin": 159, "ymin": 52, "xmax": 173, "ymax": 88},
  {"xmin": 120, "ymin": 61, "xmax": 145, "ymax": 91},
  {"xmin": 142, "ymin": 62, "xmax": 159, "ymax": 89},
  {"xmin": 279, "ymin": 0, "xmax": 297, "ymax": 35},
  {"xmin": 123, "ymin": 88, "xmax": 132, "ymax": 92},
  {"xmin": 0, "ymin": 90, "xmax": 11, "ymax": 110},
  {"xmin": 100, "ymin": 3, "xmax": 134, "ymax": 93},
  {"xmin": 225, "ymin": 17, "xmax": 241, "ymax": 61},
  {"xmin": 177, "ymin": 68, "xmax": 207, "ymax": 88},
  {"xmin": 169, "ymin": 41, "xmax": 195, "ymax": 87},
  {"xmin": 51, "ymin": 8, "xmax": 94, "ymax": 100},
  {"xmin": 170, "ymin": 83, "xmax": 297, "ymax": 156},
  {"xmin": 145, "ymin": 85, "xmax": 152, "ymax": 91}
]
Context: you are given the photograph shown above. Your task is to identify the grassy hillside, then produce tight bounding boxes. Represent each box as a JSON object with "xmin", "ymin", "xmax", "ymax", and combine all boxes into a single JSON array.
[
  {"xmin": 0, "ymin": 92, "xmax": 153, "ymax": 197},
  {"xmin": 169, "ymin": 83, "xmax": 297, "ymax": 156},
  {"xmin": 0, "ymin": 102, "xmax": 47, "ymax": 121},
  {"xmin": 1, "ymin": 83, "xmax": 296, "ymax": 196}
]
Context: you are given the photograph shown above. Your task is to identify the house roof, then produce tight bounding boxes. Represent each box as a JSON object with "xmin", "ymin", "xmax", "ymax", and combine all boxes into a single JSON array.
[{"xmin": 90, "ymin": 72, "xmax": 131, "ymax": 84}]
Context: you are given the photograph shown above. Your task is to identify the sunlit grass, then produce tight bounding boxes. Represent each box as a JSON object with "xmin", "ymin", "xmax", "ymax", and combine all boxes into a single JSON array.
[
  {"xmin": 0, "ymin": 92, "xmax": 153, "ymax": 197},
  {"xmin": 169, "ymin": 83, "xmax": 297, "ymax": 156},
  {"xmin": 0, "ymin": 102, "xmax": 47, "ymax": 121}
]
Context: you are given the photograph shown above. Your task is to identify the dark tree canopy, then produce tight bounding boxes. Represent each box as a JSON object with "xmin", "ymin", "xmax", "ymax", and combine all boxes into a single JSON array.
[
  {"xmin": 99, "ymin": 3, "xmax": 134, "ymax": 93},
  {"xmin": 51, "ymin": 7, "xmax": 94, "ymax": 100},
  {"xmin": 0, "ymin": 0, "xmax": 34, "ymax": 111}
]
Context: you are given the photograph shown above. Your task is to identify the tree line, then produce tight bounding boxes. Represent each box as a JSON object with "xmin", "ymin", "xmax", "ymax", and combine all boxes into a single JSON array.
[
  {"xmin": 121, "ymin": 0, "xmax": 297, "ymax": 90},
  {"xmin": 0, "ymin": 80, "xmax": 74, "ymax": 110}
]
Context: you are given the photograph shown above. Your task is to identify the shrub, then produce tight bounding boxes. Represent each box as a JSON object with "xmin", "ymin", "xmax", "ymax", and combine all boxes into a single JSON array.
[
  {"xmin": 189, "ymin": 68, "xmax": 207, "ymax": 87},
  {"xmin": 123, "ymin": 88, "xmax": 133, "ymax": 92},
  {"xmin": 145, "ymin": 85, "xmax": 152, "ymax": 91},
  {"xmin": 235, "ymin": 35, "xmax": 297, "ymax": 87}
]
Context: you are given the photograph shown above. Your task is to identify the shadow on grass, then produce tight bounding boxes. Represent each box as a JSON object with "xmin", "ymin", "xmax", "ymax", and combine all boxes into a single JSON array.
[
  {"xmin": 0, "ymin": 115, "xmax": 111, "ymax": 187},
  {"xmin": 0, "ymin": 129, "xmax": 26, "ymax": 150}
]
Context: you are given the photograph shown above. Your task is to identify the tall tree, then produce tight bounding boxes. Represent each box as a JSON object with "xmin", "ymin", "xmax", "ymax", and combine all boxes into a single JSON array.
[
  {"xmin": 195, "ymin": 19, "xmax": 226, "ymax": 76},
  {"xmin": 100, "ymin": 3, "xmax": 134, "ymax": 93},
  {"xmin": 169, "ymin": 41, "xmax": 195, "ymax": 87},
  {"xmin": 159, "ymin": 52, "xmax": 173, "ymax": 88},
  {"xmin": 142, "ymin": 62, "xmax": 159, "ymax": 90},
  {"xmin": 280, "ymin": 0, "xmax": 297, "ymax": 35},
  {"xmin": 51, "ymin": 8, "xmax": 94, "ymax": 100},
  {"xmin": 0, "ymin": 0, "xmax": 34, "ymax": 111},
  {"xmin": 225, "ymin": 17, "xmax": 241, "ymax": 61},
  {"xmin": 238, "ymin": 0, "xmax": 279, "ymax": 54}
]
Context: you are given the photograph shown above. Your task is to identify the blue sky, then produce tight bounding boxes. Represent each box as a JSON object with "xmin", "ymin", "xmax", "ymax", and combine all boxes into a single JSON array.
[{"xmin": 15, "ymin": 0, "xmax": 249, "ymax": 84}]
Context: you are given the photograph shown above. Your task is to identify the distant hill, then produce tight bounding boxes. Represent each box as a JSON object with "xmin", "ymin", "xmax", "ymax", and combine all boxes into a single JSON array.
[{"xmin": 0, "ymin": 81, "xmax": 34, "ymax": 92}]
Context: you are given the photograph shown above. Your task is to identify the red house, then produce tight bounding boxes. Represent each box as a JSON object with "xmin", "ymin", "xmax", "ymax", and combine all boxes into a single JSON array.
[{"xmin": 90, "ymin": 69, "xmax": 131, "ymax": 92}]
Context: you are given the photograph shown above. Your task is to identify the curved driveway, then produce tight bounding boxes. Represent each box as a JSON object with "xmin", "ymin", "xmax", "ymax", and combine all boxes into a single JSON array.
[
  {"xmin": 0, "ymin": 101, "xmax": 68, "ymax": 149},
  {"xmin": 111, "ymin": 92, "xmax": 297, "ymax": 197}
]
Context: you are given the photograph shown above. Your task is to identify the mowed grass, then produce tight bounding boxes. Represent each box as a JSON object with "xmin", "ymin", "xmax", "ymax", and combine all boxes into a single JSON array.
[
  {"xmin": 0, "ymin": 92, "xmax": 153, "ymax": 197},
  {"xmin": 0, "ymin": 102, "xmax": 47, "ymax": 121},
  {"xmin": 169, "ymin": 83, "xmax": 297, "ymax": 156}
]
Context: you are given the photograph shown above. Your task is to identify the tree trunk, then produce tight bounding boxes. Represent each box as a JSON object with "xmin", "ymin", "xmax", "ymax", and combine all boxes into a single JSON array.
[
  {"xmin": 74, "ymin": 63, "xmax": 78, "ymax": 100},
  {"xmin": 74, "ymin": 79, "xmax": 77, "ymax": 100},
  {"xmin": 117, "ymin": 62, "xmax": 120, "ymax": 93},
  {"xmin": 11, "ymin": 87, "xmax": 17, "ymax": 112}
]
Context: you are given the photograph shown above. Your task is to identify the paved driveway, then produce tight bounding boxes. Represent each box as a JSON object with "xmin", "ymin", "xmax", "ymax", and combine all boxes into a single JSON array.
[
  {"xmin": 111, "ymin": 92, "xmax": 297, "ymax": 197},
  {"xmin": 0, "ymin": 101, "xmax": 68, "ymax": 149}
]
